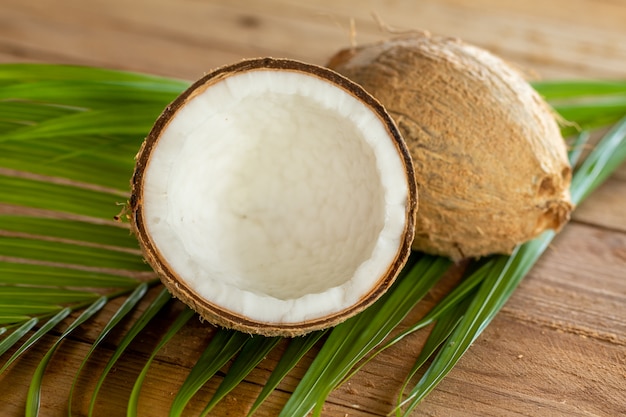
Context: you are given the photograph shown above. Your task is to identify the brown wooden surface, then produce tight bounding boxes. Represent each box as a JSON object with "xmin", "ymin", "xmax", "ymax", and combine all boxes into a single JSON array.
[{"xmin": 1, "ymin": 0, "xmax": 625, "ymax": 416}]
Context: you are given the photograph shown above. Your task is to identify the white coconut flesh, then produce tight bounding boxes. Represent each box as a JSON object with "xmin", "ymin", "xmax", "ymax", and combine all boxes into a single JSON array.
[{"xmin": 135, "ymin": 62, "xmax": 415, "ymax": 331}]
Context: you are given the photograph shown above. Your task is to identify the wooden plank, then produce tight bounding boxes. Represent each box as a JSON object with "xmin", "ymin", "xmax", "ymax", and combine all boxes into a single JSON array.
[
  {"xmin": 412, "ymin": 315, "xmax": 626, "ymax": 416},
  {"xmin": 0, "ymin": 0, "xmax": 261, "ymax": 77},
  {"xmin": 3, "ymin": 0, "xmax": 626, "ymax": 78},
  {"xmin": 511, "ymin": 223, "xmax": 626, "ymax": 344},
  {"xmin": 573, "ymin": 178, "xmax": 626, "ymax": 232},
  {"xmin": 270, "ymin": 0, "xmax": 626, "ymax": 78},
  {"xmin": 0, "ymin": 0, "xmax": 367, "ymax": 77}
]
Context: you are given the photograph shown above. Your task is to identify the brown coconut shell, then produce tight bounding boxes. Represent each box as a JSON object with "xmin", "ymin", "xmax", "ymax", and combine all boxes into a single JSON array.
[
  {"xmin": 328, "ymin": 34, "xmax": 574, "ymax": 260},
  {"xmin": 129, "ymin": 58, "xmax": 418, "ymax": 336}
]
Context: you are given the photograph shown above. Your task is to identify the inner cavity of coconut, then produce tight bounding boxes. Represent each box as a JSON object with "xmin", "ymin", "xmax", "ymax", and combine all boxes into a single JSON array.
[{"xmin": 141, "ymin": 70, "xmax": 409, "ymax": 323}]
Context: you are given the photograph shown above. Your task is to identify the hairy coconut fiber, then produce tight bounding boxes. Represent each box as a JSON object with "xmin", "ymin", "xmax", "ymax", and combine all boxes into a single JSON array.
[{"xmin": 328, "ymin": 34, "xmax": 574, "ymax": 260}]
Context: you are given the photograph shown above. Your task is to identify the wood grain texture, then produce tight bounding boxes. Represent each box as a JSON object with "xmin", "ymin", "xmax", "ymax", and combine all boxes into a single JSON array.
[{"xmin": 0, "ymin": 0, "xmax": 625, "ymax": 416}]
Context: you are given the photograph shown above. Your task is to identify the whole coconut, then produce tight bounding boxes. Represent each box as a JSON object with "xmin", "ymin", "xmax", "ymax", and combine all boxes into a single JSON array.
[{"xmin": 328, "ymin": 34, "xmax": 574, "ymax": 260}]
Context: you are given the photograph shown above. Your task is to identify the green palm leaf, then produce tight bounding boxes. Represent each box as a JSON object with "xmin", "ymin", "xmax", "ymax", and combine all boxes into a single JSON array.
[
  {"xmin": 127, "ymin": 306, "xmax": 196, "ymax": 417},
  {"xmin": 0, "ymin": 308, "xmax": 72, "ymax": 374},
  {"xmin": 532, "ymin": 80, "xmax": 626, "ymax": 99},
  {"xmin": 70, "ymin": 282, "xmax": 152, "ymax": 417},
  {"xmin": 0, "ymin": 175, "xmax": 125, "ymax": 218},
  {"xmin": 246, "ymin": 330, "xmax": 326, "ymax": 416},
  {"xmin": 0, "ymin": 102, "xmax": 76, "ymax": 131},
  {"xmin": 26, "ymin": 296, "xmax": 108, "ymax": 417},
  {"xmin": 0, "ymin": 105, "xmax": 161, "ymax": 143},
  {"xmin": 0, "ymin": 262, "xmax": 137, "ymax": 287},
  {"xmin": 395, "ymin": 294, "xmax": 470, "ymax": 415},
  {"xmin": 200, "ymin": 335, "xmax": 281, "ymax": 416},
  {"xmin": 88, "ymin": 287, "xmax": 171, "ymax": 417},
  {"xmin": 0, "ymin": 63, "xmax": 624, "ymax": 417},
  {"xmin": 0, "ymin": 80, "xmax": 187, "ymax": 108},
  {"xmin": 0, "ymin": 236, "xmax": 148, "ymax": 271},
  {"xmin": 0, "ymin": 318, "xmax": 38, "ymax": 357},
  {"xmin": 0, "ymin": 216, "xmax": 139, "ymax": 249},
  {"xmin": 169, "ymin": 330, "xmax": 250, "ymax": 417}
]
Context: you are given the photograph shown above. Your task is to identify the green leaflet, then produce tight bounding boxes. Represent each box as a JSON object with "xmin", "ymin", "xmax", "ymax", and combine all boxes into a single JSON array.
[
  {"xmin": 0, "ymin": 129, "xmax": 142, "ymax": 190},
  {"xmin": 0, "ymin": 101, "xmax": 77, "ymax": 132},
  {"xmin": 199, "ymin": 335, "xmax": 282, "ymax": 416},
  {"xmin": 0, "ymin": 308, "xmax": 71, "ymax": 374},
  {"xmin": 0, "ymin": 316, "xmax": 31, "ymax": 326},
  {"xmin": 0, "ymin": 175, "xmax": 125, "ymax": 219},
  {"xmin": 0, "ymin": 317, "xmax": 38, "ymax": 357},
  {"xmin": 88, "ymin": 287, "xmax": 172, "ymax": 417},
  {"xmin": 0, "ymin": 262, "xmax": 137, "ymax": 287},
  {"xmin": 168, "ymin": 330, "xmax": 251, "ymax": 417},
  {"xmin": 127, "ymin": 307, "xmax": 196, "ymax": 417},
  {"xmin": 570, "ymin": 118, "xmax": 626, "ymax": 203},
  {"xmin": 0, "ymin": 236, "xmax": 149, "ymax": 272},
  {"xmin": 0, "ymin": 216, "xmax": 138, "ymax": 249},
  {"xmin": 246, "ymin": 330, "xmax": 326, "ymax": 417},
  {"xmin": 0, "ymin": 80, "xmax": 184, "ymax": 109},
  {"xmin": 532, "ymin": 80, "xmax": 626, "ymax": 137},
  {"xmin": 26, "ymin": 296, "xmax": 108, "ymax": 417},
  {"xmin": 70, "ymin": 282, "xmax": 151, "ymax": 417},
  {"xmin": 0, "ymin": 63, "xmax": 189, "ymax": 87},
  {"xmin": 395, "ymin": 296, "xmax": 470, "ymax": 417},
  {"xmin": 554, "ymin": 99, "xmax": 626, "ymax": 137},
  {"xmin": 0, "ymin": 304, "xmax": 63, "ymax": 317},
  {"xmin": 532, "ymin": 80, "xmax": 626, "ymax": 100},
  {"xmin": 0, "ymin": 104, "xmax": 164, "ymax": 143},
  {"xmin": 0, "ymin": 285, "xmax": 100, "ymax": 325}
]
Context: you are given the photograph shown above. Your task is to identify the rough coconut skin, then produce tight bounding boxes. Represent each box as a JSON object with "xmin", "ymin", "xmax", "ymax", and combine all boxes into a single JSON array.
[{"xmin": 328, "ymin": 34, "xmax": 574, "ymax": 260}]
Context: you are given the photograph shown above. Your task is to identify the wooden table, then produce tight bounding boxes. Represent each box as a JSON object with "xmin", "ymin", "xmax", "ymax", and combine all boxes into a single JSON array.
[{"xmin": 1, "ymin": 1, "xmax": 625, "ymax": 416}]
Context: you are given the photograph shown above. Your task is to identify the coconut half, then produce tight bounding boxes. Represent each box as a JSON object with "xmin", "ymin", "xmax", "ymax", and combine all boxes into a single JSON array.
[{"xmin": 130, "ymin": 58, "xmax": 417, "ymax": 337}]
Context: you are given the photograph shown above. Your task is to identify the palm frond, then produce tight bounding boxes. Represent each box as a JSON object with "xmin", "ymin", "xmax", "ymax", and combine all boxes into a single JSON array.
[
  {"xmin": 0, "ymin": 64, "xmax": 624, "ymax": 417},
  {"xmin": 0, "ymin": 175, "xmax": 125, "ymax": 218},
  {"xmin": 200, "ymin": 335, "xmax": 281, "ymax": 416},
  {"xmin": 395, "ymin": 295, "xmax": 470, "ymax": 416},
  {"xmin": 0, "ymin": 318, "xmax": 38, "ymax": 357},
  {"xmin": 0, "ymin": 216, "xmax": 139, "ymax": 249},
  {"xmin": 169, "ymin": 330, "xmax": 251, "ymax": 417},
  {"xmin": 246, "ymin": 330, "xmax": 326, "ymax": 416},
  {"xmin": 88, "ymin": 287, "xmax": 171, "ymax": 417},
  {"xmin": 532, "ymin": 80, "xmax": 626, "ymax": 99},
  {"xmin": 70, "ymin": 284, "xmax": 151, "ymax": 416},
  {"xmin": 0, "ymin": 262, "xmax": 137, "ymax": 287},
  {"xmin": 127, "ymin": 306, "xmax": 196, "ymax": 417},
  {"xmin": 26, "ymin": 296, "xmax": 108, "ymax": 417},
  {"xmin": 0, "ymin": 308, "xmax": 71, "ymax": 374}
]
